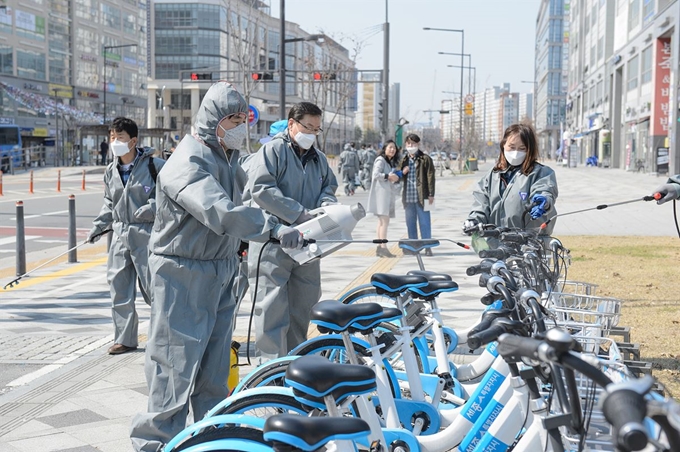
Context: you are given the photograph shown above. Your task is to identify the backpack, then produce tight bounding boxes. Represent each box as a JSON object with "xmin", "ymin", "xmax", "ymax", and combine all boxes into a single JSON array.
[{"xmin": 148, "ymin": 158, "xmax": 158, "ymax": 183}]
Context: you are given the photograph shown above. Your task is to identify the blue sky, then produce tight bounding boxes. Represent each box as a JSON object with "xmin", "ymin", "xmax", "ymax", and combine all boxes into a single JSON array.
[{"xmin": 272, "ymin": 0, "xmax": 542, "ymax": 125}]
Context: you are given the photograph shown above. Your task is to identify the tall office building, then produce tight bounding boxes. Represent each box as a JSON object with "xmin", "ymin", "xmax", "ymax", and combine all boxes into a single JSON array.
[
  {"xmin": 0, "ymin": 0, "xmax": 147, "ymax": 155},
  {"xmin": 148, "ymin": 0, "xmax": 357, "ymax": 155},
  {"xmin": 535, "ymin": 0, "xmax": 570, "ymax": 158}
]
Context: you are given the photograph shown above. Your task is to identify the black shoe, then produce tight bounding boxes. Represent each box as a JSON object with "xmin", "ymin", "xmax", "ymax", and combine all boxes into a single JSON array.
[{"xmin": 424, "ymin": 248, "xmax": 433, "ymax": 257}]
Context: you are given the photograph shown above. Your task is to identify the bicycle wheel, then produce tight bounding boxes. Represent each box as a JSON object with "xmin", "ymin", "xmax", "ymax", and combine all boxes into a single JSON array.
[
  {"xmin": 172, "ymin": 425, "xmax": 269, "ymax": 452},
  {"xmin": 211, "ymin": 391, "xmax": 311, "ymax": 418},
  {"xmin": 293, "ymin": 337, "xmax": 399, "ymax": 398},
  {"xmin": 339, "ymin": 285, "xmax": 396, "ymax": 308},
  {"xmin": 236, "ymin": 358, "xmax": 294, "ymax": 392}
]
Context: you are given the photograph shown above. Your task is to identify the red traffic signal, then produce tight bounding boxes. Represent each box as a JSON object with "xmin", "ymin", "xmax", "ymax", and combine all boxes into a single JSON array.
[
  {"xmin": 312, "ymin": 72, "xmax": 337, "ymax": 81},
  {"xmin": 190, "ymin": 73, "xmax": 211, "ymax": 81},
  {"xmin": 252, "ymin": 73, "xmax": 273, "ymax": 81}
]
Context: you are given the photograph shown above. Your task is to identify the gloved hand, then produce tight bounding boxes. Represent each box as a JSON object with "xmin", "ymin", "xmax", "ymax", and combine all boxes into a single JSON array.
[
  {"xmin": 295, "ymin": 209, "xmax": 316, "ymax": 225},
  {"xmin": 463, "ymin": 219, "xmax": 478, "ymax": 236},
  {"xmin": 654, "ymin": 183, "xmax": 680, "ymax": 205},
  {"xmin": 530, "ymin": 194, "xmax": 549, "ymax": 219},
  {"xmin": 133, "ymin": 199, "xmax": 156, "ymax": 222},
  {"xmin": 272, "ymin": 225, "xmax": 303, "ymax": 249},
  {"xmin": 87, "ymin": 227, "xmax": 103, "ymax": 244},
  {"xmin": 321, "ymin": 201, "xmax": 339, "ymax": 207}
]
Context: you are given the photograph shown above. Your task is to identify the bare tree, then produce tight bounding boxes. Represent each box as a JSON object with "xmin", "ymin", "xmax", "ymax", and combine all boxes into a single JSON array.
[
  {"xmin": 227, "ymin": 2, "xmax": 266, "ymax": 154},
  {"xmin": 299, "ymin": 33, "xmax": 363, "ymax": 154}
]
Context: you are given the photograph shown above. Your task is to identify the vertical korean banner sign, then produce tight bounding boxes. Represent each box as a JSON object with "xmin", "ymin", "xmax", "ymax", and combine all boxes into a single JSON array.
[{"xmin": 652, "ymin": 38, "xmax": 671, "ymax": 136}]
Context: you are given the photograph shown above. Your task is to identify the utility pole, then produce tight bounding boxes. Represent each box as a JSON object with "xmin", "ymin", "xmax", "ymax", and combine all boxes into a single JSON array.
[{"xmin": 381, "ymin": 0, "xmax": 389, "ymax": 143}]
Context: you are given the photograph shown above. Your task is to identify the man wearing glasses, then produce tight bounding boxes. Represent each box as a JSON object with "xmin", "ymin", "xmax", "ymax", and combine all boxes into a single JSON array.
[{"xmin": 244, "ymin": 101, "xmax": 338, "ymax": 361}]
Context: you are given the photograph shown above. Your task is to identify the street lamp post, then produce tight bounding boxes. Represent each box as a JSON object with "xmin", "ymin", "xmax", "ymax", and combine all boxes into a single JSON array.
[
  {"xmin": 424, "ymin": 27, "xmax": 464, "ymax": 158},
  {"xmin": 440, "ymin": 52, "xmax": 474, "ymax": 93},
  {"xmin": 103, "ymin": 43, "xmax": 138, "ymax": 126}
]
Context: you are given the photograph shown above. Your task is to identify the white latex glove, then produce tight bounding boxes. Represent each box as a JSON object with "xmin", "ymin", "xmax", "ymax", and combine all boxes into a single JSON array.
[{"xmin": 134, "ymin": 199, "xmax": 156, "ymax": 222}]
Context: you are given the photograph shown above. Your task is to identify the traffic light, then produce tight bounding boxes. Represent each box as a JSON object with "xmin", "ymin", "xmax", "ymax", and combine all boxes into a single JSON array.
[
  {"xmin": 251, "ymin": 72, "xmax": 274, "ymax": 81},
  {"xmin": 312, "ymin": 72, "xmax": 337, "ymax": 81},
  {"xmin": 190, "ymin": 73, "xmax": 211, "ymax": 81},
  {"xmin": 377, "ymin": 101, "xmax": 384, "ymax": 124}
]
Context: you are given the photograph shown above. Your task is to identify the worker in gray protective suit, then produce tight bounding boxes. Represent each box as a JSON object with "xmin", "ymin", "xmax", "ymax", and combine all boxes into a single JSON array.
[
  {"xmin": 339, "ymin": 142, "xmax": 360, "ymax": 195},
  {"xmin": 360, "ymin": 144, "xmax": 378, "ymax": 190},
  {"xmin": 243, "ymin": 101, "xmax": 338, "ymax": 362},
  {"xmin": 87, "ymin": 116, "xmax": 165, "ymax": 356},
  {"xmin": 129, "ymin": 82, "xmax": 302, "ymax": 452},
  {"xmin": 464, "ymin": 123, "xmax": 558, "ymax": 238}
]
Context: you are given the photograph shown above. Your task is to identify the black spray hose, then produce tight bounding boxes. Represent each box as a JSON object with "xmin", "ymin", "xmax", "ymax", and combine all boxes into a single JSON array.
[{"xmin": 245, "ymin": 239, "xmax": 274, "ymax": 366}]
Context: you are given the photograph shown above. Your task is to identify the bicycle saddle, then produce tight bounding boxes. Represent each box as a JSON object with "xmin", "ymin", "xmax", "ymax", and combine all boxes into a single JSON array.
[
  {"xmin": 409, "ymin": 280, "xmax": 459, "ymax": 300},
  {"xmin": 407, "ymin": 269, "xmax": 453, "ymax": 281},
  {"xmin": 371, "ymin": 273, "xmax": 428, "ymax": 294},
  {"xmin": 398, "ymin": 239, "xmax": 440, "ymax": 252},
  {"xmin": 311, "ymin": 300, "xmax": 383, "ymax": 333},
  {"xmin": 312, "ymin": 300, "xmax": 402, "ymax": 334},
  {"xmin": 264, "ymin": 414, "xmax": 370, "ymax": 451},
  {"xmin": 285, "ymin": 355, "xmax": 376, "ymax": 409}
]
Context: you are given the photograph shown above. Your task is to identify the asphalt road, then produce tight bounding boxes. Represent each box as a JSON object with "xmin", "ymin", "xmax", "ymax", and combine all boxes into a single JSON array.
[{"xmin": 0, "ymin": 170, "xmax": 106, "ymax": 266}]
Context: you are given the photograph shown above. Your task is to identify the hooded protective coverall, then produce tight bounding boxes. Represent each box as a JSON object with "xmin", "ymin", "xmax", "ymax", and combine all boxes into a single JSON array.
[
  {"xmin": 467, "ymin": 163, "xmax": 558, "ymax": 235},
  {"xmin": 339, "ymin": 145, "xmax": 360, "ymax": 195},
  {"xmin": 130, "ymin": 82, "xmax": 279, "ymax": 451},
  {"xmin": 89, "ymin": 147, "xmax": 164, "ymax": 348},
  {"xmin": 243, "ymin": 131, "xmax": 338, "ymax": 361}
]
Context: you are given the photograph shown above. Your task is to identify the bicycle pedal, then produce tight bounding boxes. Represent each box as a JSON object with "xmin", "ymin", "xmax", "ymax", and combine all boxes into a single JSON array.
[
  {"xmin": 438, "ymin": 371, "xmax": 455, "ymax": 390},
  {"xmin": 376, "ymin": 331, "xmax": 397, "ymax": 351}
]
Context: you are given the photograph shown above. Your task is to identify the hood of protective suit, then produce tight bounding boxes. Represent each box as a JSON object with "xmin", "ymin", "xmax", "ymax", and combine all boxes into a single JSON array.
[{"xmin": 194, "ymin": 82, "xmax": 248, "ymax": 150}]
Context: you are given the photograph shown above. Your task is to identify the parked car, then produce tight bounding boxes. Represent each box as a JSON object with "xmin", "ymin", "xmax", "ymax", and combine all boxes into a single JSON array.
[{"xmin": 448, "ymin": 152, "xmax": 459, "ymax": 161}]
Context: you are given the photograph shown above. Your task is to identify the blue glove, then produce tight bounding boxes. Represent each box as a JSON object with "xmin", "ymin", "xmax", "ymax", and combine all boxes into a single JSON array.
[{"xmin": 530, "ymin": 194, "xmax": 548, "ymax": 220}]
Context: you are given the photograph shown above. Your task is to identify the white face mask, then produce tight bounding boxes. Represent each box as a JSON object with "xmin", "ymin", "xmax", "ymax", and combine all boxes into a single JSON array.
[
  {"xmin": 405, "ymin": 146, "xmax": 418, "ymax": 155},
  {"xmin": 294, "ymin": 131, "xmax": 316, "ymax": 150},
  {"xmin": 111, "ymin": 139, "xmax": 131, "ymax": 157},
  {"xmin": 504, "ymin": 150, "xmax": 527, "ymax": 167},
  {"xmin": 219, "ymin": 123, "xmax": 247, "ymax": 151}
]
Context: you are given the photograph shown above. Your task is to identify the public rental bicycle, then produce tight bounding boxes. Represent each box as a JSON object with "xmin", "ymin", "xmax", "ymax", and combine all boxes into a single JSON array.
[{"xmin": 165, "ymin": 225, "xmax": 676, "ymax": 451}]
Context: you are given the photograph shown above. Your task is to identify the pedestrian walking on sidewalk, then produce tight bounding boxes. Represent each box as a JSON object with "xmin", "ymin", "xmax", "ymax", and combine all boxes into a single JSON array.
[
  {"xmin": 367, "ymin": 140, "xmax": 401, "ymax": 257},
  {"xmin": 99, "ymin": 138, "xmax": 109, "ymax": 165},
  {"xmin": 463, "ymin": 123, "xmax": 558, "ymax": 241},
  {"xmin": 87, "ymin": 117, "xmax": 165, "ymax": 356},
  {"xmin": 339, "ymin": 142, "xmax": 360, "ymax": 195},
  {"xmin": 399, "ymin": 133, "xmax": 436, "ymax": 255},
  {"xmin": 243, "ymin": 101, "xmax": 338, "ymax": 362},
  {"xmin": 360, "ymin": 143, "xmax": 378, "ymax": 191},
  {"xmin": 130, "ymin": 82, "xmax": 301, "ymax": 452}
]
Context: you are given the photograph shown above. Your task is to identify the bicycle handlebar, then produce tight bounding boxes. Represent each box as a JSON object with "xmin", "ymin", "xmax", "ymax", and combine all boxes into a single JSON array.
[
  {"xmin": 602, "ymin": 388, "xmax": 648, "ymax": 451},
  {"xmin": 466, "ymin": 258, "xmax": 497, "ymax": 276},
  {"xmin": 479, "ymin": 248, "xmax": 508, "ymax": 259},
  {"xmin": 467, "ymin": 318, "xmax": 525, "ymax": 350}
]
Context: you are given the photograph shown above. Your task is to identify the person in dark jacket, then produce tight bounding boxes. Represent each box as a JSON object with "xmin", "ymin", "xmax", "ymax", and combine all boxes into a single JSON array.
[{"xmin": 399, "ymin": 133, "xmax": 435, "ymax": 255}]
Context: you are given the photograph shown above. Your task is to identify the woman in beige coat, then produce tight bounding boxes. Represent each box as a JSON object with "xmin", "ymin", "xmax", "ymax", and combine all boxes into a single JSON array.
[{"xmin": 367, "ymin": 140, "xmax": 402, "ymax": 257}]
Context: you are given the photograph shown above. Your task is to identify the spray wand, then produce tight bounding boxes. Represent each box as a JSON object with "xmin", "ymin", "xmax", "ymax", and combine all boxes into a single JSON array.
[
  {"xmin": 304, "ymin": 237, "xmax": 470, "ymax": 250},
  {"xmin": 539, "ymin": 195, "xmax": 658, "ymax": 230}
]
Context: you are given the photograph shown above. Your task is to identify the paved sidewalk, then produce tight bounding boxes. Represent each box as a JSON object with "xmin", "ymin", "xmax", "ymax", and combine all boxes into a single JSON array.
[{"xmin": 0, "ymin": 160, "xmax": 675, "ymax": 451}]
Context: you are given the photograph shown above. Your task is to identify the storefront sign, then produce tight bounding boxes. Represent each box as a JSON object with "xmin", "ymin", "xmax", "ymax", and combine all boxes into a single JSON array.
[
  {"xmin": 77, "ymin": 90, "xmax": 100, "ymax": 99},
  {"xmin": 80, "ymin": 54, "xmax": 97, "ymax": 62},
  {"xmin": 652, "ymin": 38, "xmax": 671, "ymax": 135},
  {"xmin": 15, "ymin": 9, "xmax": 45, "ymax": 36},
  {"xmin": 48, "ymin": 83, "xmax": 73, "ymax": 99},
  {"xmin": 23, "ymin": 82, "xmax": 43, "ymax": 92},
  {"xmin": 656, "ymin": 147, "xmax": 669, "ymax": 174},
  {"xmin": 0, "ymin": 117, "xmax": 13, "ymax": 125},
  {"xmin": 33, "ymin": 128, "xmax": 48, "ymax": 137}
]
